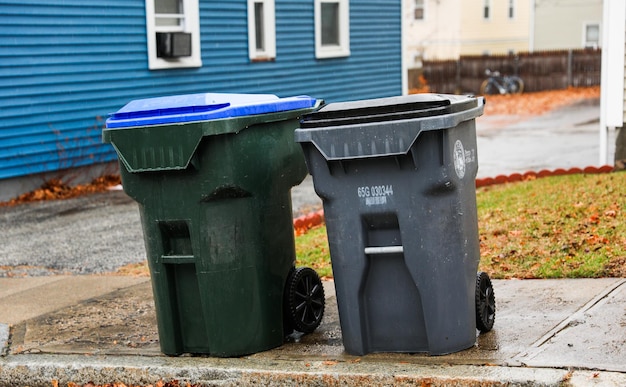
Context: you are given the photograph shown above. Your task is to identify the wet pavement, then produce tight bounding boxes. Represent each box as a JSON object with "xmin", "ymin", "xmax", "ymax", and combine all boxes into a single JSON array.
[
  {"xmin": 475, "ymin": 98, "xmax": 613, "ymax": 178},
  {"xmin": 1, "ymin": 276, "xmax": 626, "ymax": 386},
  {"xmin": 2, "ymin": 97, "xmax": 626, "ymax": 386},
  {"xmin": 4, "ymin": 277, "xmax": 626, "ymax": 371}
]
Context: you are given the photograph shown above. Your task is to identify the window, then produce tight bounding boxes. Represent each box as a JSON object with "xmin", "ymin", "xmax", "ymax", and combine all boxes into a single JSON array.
[
  {"xmin": 315, "ymin": 0, "xmax": 350, "ymax": 59},
  {"xmin": 248, "ymin": 0, "xmax": 276, "ymax": 61},
  {"xmin": 483, "ymin": 0, "xmax": 490, "ymax": 20},
  {"xmin": 584, "ymin": 23, "xmax": 600, "ymax": 49},
  {"xmin": 508, "ymin": 0, "xmax": 515, "ymax": 19},
  {"xmin": 145, "ymin": 0, "xmax": 201, "ymax": 70},
  {"xmin": 414, "ymin": 0, "xmax": 425, "ymax": 21}
]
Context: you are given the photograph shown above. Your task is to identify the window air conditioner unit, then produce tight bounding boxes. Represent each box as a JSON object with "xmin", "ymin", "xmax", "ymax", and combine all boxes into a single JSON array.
[{"xmin": 156, "ymin": 32, "xmax": 192, "ymax": 58}]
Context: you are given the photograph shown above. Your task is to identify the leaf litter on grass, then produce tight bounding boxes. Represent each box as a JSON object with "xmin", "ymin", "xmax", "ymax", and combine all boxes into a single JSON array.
[
  {"xmin": 477, "ymin": 172, "xmax": 626, "ymax": 279},
  {"xmin": 295, "ymin": 172, "xmax": 626, "ymax": 280}
]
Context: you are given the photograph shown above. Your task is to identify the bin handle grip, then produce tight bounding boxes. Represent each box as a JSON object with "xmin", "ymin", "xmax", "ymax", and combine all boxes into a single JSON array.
[{"xmin": 364, "ymin": 246, "xmax": 404, "ymax": 255}]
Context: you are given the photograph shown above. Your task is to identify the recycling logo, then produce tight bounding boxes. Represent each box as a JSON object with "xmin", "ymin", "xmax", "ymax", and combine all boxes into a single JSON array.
[{"xmin": 454, "ymin": 140, "xmax": 466, "ymax": 179}]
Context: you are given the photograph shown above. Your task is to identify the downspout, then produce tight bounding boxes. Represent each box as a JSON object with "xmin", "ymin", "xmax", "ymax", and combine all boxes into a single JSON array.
[
  {"xmin": 529, "ymin": 0, "xmax": 535, "ymax": 52},
  {"xmin": 600, "ymin": 0, "xmax": 626, "ymax": 165}
]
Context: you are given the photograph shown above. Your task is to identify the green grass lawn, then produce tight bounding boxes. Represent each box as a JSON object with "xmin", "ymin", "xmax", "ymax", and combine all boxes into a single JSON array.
[{"xmin": 295, "ymin": 171, "xmax": 626, "ymax": 279}]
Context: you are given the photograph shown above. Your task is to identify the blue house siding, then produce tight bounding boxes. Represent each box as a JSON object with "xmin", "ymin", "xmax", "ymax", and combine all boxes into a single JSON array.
[
  {"xmin": 1, "ymin": 0, "xmax": 146, "ymax": 181},
  {"xmin": 0, "ymin": 0, "xmax": 401, "ymax": 188}
]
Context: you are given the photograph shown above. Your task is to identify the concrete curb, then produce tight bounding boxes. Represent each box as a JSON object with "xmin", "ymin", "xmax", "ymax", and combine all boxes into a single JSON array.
[
  {"xmin": 0, "ymin": 324, "xmax": 8, "ymax": 357},
  {"xmin": 3, "ymin": 353, "xmax": 626, "ymax": 387},
  {"xmin": 0, "ymin": 353, "xmax": 584, "ymax": 387},
  {"xmin": 475, "ymin": 165, "xmax": 614, "ymax": 188}
]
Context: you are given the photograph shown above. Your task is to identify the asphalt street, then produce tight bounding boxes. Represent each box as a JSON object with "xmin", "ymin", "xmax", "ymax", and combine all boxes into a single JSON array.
[{"xmin": 475, "ymin": 98, "xmax": 612, "ymax": 177}]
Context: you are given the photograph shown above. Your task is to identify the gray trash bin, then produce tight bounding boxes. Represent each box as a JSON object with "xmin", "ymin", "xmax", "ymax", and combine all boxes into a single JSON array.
[{"xmin": 295, "ymin": 93, "xmax": 493, "ymax": 355}]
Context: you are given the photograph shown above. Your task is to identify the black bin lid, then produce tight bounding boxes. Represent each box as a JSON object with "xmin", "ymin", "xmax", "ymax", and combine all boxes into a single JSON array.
[{"xmin": 300, "ymin": 93, "xmax": 480, "ymax": 128}]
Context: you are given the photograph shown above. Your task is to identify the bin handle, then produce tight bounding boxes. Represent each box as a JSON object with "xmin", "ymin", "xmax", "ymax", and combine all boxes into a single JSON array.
[{"xmin": 364, "ymin": 246, "xmax": 404, "ymax": 255}]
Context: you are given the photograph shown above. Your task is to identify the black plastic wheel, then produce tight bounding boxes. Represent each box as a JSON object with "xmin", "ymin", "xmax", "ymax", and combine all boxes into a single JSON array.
[
  {"xmin": 475, "ymin": 272, "xmax": 496, "ymax": 332},
  {"xmin": 284, "ymin": 267, "xmax": 325, "ymax": 333}
]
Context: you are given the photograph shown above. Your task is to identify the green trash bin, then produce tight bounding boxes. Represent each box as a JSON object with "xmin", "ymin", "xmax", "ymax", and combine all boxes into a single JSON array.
[{"xmin": 103, "ymin": 93, "xmax": 325, "ymax": 357}]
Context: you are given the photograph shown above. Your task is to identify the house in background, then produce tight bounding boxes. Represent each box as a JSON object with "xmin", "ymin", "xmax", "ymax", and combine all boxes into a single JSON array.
[
  {"xmin": 404, "ymin": 0, "xmax": 604, "ymax": 69},
  {"xmin": 532, "ymin": 0, "xmax": 603, "ymax": 51},
  {"xmin": 404, "ymin": 0, "xmax": 531, "ymax": 66},
  {"xmin": 0, "ymin": 0, "xmax": 404, "ymax": 201}
]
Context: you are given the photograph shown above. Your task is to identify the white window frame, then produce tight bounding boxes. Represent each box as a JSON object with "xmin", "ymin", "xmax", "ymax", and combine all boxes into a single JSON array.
[
  {"xmin": 414, "ymin": 0, "xmax": 425, "ymax": 21},
  {"xmin": 247, "ymin": 0, "xmax": 276, "ymax": 61},
  {"xmin": 315, "ymin": 0, "xmax": 350, "ymax": 59},
  {"xmin": 145, "ymin": 0, "xmax": 202, "ymax": 70},
  {"xmin": 508, "ymin": 0, "xmax": 515, "ymax": 19},
  {"xmin": 583, "ymin": 22, "xmax": 600, "ymax": 49}
]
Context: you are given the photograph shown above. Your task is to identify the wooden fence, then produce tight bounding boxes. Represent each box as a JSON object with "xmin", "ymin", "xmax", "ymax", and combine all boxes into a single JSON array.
[{"xmin": 411, "ymin": 49, "xmax": 601, "ymax": 94}]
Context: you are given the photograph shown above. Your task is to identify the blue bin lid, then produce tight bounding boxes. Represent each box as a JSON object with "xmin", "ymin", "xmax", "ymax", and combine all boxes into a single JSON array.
[{"xmin": 106, "ymin": 93, "xmax": 317, "ymax": 128}]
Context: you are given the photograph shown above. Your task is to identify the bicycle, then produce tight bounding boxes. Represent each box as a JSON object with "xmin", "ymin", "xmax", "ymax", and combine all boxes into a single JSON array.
[{"xmin": 479, "ymin": 69, "xmax": 524, "ymax": 95}]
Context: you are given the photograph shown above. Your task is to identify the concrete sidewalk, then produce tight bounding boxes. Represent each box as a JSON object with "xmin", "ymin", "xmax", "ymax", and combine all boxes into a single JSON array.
[{"xmin": 1, "ymin": 275, "xmax": 625, "ymax": 386}]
